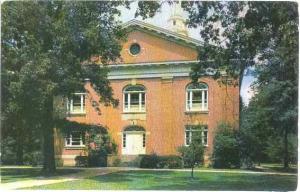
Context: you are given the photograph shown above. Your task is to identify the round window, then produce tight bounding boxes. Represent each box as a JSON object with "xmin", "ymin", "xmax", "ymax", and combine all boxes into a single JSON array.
[{"xmin": 129, "ymin": 43, "xmax": 141, "ymax": 55}]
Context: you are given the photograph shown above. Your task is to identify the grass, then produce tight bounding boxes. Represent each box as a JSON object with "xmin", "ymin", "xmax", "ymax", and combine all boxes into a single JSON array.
[
  {"xmin": 24, "ymin": 170, "xmax": 297, "ymax": 190},
  {"xmin": 0, "ymin": 166, "xmax": 82, "ymax": 183},
  {"xmin": 259, "ymin": 163, "xmax": 298, "ymax": 173},
  {"xmin": 195, "ymin": 163, "xmax": 298, "ymax": 173}
]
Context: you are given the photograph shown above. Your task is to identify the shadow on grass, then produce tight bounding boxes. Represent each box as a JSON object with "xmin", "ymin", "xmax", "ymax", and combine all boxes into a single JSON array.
[
  {"xmin": 21, "ymin": 169, "xmax": 298, "ymax": 190},
  {"xmin": 86, "ymin": 170, "xmax": 298, "ymax": 191},
  {"xmin": 1, "ymin": 167, "xmax": 82, "ymax": 183},
  {"xmin": 245, "ymin": 164, "xmax": 298, "ymax": 173}
]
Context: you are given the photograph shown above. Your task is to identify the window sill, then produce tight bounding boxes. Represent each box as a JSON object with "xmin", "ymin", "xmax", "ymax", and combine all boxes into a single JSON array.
[
  {"xmin": 68, "ymin": 112, "xmax": 86, "ymax": 116},
  {"xmin": 185, "ymin": 145, "xmax": 208, "ymax": 147},
  {"xmin": 185, "ymin": 111, "xmax": 209, "ymax": 114},
  {"xmin": 64, "ymin": 146, "xmax": 85, "ymax": 150},
  {"xmin": 122, "ymin": 111, "xmax": 146, "ymax": 114}
]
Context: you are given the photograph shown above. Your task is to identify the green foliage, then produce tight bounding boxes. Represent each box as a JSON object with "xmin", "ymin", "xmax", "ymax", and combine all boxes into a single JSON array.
[
  {"xmin": 239, "ymin": 104, "xmax": 271, "ymax": 167},
  {"xmin": 139, "ymin": 154, "xmax": 183, "ymax": 169},
  {"xmin": 240, "ymin": 78, "xmax": 297, "ymax": 167},
  {"xmin": 177, "ymin": 145, "xmax": 204, "ymax": 168},
  {"xmin": 87, "ymin": 151, "xmax": 107, "ymax": 167},
  {"xmin": 1, "ymin": 136, "xmax": 16, "ymax": 165},
  {"xmin": 135, "ymin": 1, "xmax": 161, "ymax": 19},
  {"xmin": 112, "ymin": 158, "xmax": 121, "ymax": 167},
  {"xmin": 212, "ymin": 123, "xmax": 240, "ymax": 168},
  {"xmin": 75, "ymin": 156, "xmax": 88, "ymax": 167},
  {"xmin": 177, "ymin": 125, "xmax": 205, "ymax": 168},
  {"xmin": 264, "ymin": 134, "xmax": 297, "ymax": 164},
  {"xmin": 139, "ymin": 154, "xmax": 160, "ymax": 168},
  {"xmin": 156, "ymin": 155, "xmax": 183, "ymax": 169},
  {"xmin": 1, "ymin": 1, "xmax": 128, "ymax": 172},
  {"xmin": 23, "ymin": 151, "xmax": 43, "ymax": 166},
  {"xmin": 84, "ymin": 126, "xmax": 117, "ymax": 167},
  {"xmin": 182, "ymin": 1, "xmax": 298, "ymax": 168}
]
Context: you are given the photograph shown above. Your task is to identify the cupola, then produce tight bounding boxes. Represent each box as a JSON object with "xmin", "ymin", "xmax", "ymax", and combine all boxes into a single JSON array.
[{"xmin": 168, "ymin": 0, "xmax": 188, "ymax": 36}]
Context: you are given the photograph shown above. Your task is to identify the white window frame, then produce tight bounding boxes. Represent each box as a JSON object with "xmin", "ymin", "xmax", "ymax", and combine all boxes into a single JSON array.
[
  {"xmin": 186, "ymin": 83, "xmax": 208, "ymax": 112},
  {"xmin": 123, "ymin": 86, "xmax": 146, "ymax": 113},
  {"xmin": 185, "ymin": 126, "xmax": 208, "ymax": 147},
  {"xmin": 65, "ymin": 131, "xmax": 85, "ymax": 147},
  {"xmin": 143, "ymin": 133, "xmax": 146, "ymax": 148},
  {"xmin": 67, "ymin": 93, "xmax": 86, "ymax": 114},
  {"xmin": 122, "ymin": 133, "xmax": 126, "ymax": 148}
]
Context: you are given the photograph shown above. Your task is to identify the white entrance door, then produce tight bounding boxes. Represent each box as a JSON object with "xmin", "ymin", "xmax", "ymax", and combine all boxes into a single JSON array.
[{"xmin": 122, "ymin": 132, "xmax": 145, "ymax": 155}]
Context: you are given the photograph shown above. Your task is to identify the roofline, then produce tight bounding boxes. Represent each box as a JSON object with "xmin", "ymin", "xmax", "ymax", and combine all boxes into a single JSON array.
[
  {"xmin": 107, "ymin": 60, "xmax": 200, "ymax": 68},
  {"xmin": 122, "ymin": 19, "xmax": 203, "ymax": 48}
]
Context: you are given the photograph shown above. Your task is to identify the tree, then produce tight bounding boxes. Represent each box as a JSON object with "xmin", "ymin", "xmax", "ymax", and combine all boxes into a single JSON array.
[
  {"xmin": 1, "ymin": 1, "xmax": 128, "ymax": 173},
  {"xmin": 239, "ymin": 102, "xmax": 272, "ymax": 167},
  {"xmin": 178, "ymin": 125, "xmax": 204, "ymax": 178},
  {"xmin": 134, "ymin": 2, "xmax": 298, "ymax": 168},
  {"xmin": 183, "ymin": 1, "xmax": 298, "ymax": 168},
  {"xmin": 212, "ymin": 123, "xmax": 240, "ymax": 168}
]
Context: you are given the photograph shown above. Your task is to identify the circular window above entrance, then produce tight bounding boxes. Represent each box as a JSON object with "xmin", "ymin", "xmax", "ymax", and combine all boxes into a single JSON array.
[{"xmin": 129, "ymin": 43, "xmax": 141, "ymax": 56}]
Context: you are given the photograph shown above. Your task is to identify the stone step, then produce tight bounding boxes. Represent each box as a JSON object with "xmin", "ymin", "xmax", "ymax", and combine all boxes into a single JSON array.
[
  {"xmin": 121, "ymin": 155, "xmax": 139, "ymax": 162},
  {"xmin": 120, "ymin": 155, "xmax": 142, "ymax": 167}
]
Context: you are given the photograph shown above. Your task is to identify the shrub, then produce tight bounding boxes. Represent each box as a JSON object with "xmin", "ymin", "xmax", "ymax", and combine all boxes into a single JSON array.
[
  {"xmin": 140, "ymin": 154, "xmax": 159, "ymax": 168},
  {"xmin": 1, "ymin": 137, "xmax": 17, "ymax": 165},
  {"xmin": 23, "ymin": 151, "xmax": 43, "ymax": 166},
  {"xmin": 88, "ymin": 151, "xmax": 107, "ymax": 167},
  {"xmin": 157, "ymin": 155, "xmax": 183, "ymax": 169},
  {"xmin": 75, "ymin": 156, "xmax": 88, "ymax": 167},
  {"xmin": 85, "ymin": 128, "xmax": 117, "ymax": 167},
  {"xmin": 212, "ymin": 123, "xmax": 240, "ymax": 168},
  {"xmin": 140, "ymin": 154, "xmax": 182, "ymax": 169},
  {"xmin": 112, "ymin": 158, "xmax": 121, "ymax": 167}
]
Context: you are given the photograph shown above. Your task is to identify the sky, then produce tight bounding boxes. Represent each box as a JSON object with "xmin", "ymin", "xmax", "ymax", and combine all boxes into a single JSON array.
[{"xmin": 117, "ymin": 1, "xmax": 255, "ymax": 105}]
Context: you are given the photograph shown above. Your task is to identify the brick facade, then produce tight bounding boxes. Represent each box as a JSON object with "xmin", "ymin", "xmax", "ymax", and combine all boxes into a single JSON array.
[{"xmin": 55, "ymin": 22, "xmax": 239, "ymax": 166}]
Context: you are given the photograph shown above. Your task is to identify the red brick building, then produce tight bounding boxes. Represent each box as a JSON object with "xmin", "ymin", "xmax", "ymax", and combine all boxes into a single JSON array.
[{"xmin": 54, "ymin": 18, "xmax": 239, "ymax": 166}]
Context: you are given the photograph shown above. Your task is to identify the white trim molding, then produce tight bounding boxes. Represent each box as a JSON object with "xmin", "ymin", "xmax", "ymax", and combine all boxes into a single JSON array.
[
  {"xmin": 107, "ymin": 60, "xmax": 198, "ymax": 80},
  {"xmin": 122, "ymin": 19, "xmax": 204, "ymax": 48}
]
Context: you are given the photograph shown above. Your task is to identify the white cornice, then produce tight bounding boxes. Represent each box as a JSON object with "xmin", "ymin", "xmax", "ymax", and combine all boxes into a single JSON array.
[
  {"xmin": 107, "ymin": 60, "xmax": 200, "ymax": 68},
  {"xmin": 122, "ymin": 19, "xmax": 203, "ymax": 48},
  {"xmin": 107, "ymin": 60, "xmax": 195, "ymax": 80},
  {"xmin": 106, "ymin": 60, "xmax": 227, "ymax": 80}
]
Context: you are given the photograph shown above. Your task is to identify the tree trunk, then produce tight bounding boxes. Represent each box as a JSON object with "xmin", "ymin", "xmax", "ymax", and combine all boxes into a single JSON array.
[
  {"xmin": 283, "ymin": 128, "xmax": 289, "ymax": 169},
  {"xmin": 191, "ymin": 165, "xmax": 194, "ymax": 178},
  {"xmin": 42, "ymin": 97, "xmax": 56, "ymax": 174},
  {"xmin": 16, "ymin": 120, "xmax": 24, "ymax": 165},
  {"xmin": 16, "ymin": 141, "xmax": 24, "ymax": 165}
]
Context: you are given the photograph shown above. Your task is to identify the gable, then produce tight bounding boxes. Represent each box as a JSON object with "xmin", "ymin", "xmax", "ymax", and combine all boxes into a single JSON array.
[{"xmin": 118, "ymin": 29, "xmax": 198, "ymax": 64}]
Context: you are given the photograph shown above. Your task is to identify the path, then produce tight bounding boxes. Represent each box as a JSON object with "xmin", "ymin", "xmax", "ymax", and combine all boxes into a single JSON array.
[
  {"xmin": 0, "ymin": 167, "xmax": 119, "ymax": 190},
  {"xmin": 0, "ymin": 167, "xmax": 296, "ymax": 190},
  {"xmin": 117, "ymin": 167, "xmax": 297, "ymax": 176}
]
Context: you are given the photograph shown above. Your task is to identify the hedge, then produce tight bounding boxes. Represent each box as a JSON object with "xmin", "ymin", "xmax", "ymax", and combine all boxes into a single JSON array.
[{"xmin": 139, "ymin": 154, "xmax": 183, "ymax": 169}]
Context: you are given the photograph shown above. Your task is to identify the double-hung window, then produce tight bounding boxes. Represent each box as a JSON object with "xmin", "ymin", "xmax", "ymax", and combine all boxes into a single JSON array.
[
  {"xmin": 123, "ymin": 85, "xmax": 146, "ymax": 112},
  {"xmin": 185, "ymin": 125, "xmax": 208, "ymax": 146},
  {"xmin": 65, "ymin": 131, "xmax": 85, "ymax": 147},
  {"xmin": 186, "ymin": 83, "xmax": 208, "ymax": 111},
  {"xmin": 68, "ymin": 93, "xmax": 86, "ymax": 114}
]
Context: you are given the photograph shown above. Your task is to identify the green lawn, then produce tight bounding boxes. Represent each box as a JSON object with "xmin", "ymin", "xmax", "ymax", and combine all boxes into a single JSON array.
[
  {"xmin": 259, "ymin": 163, "xmax": 298, "ymax": 173},
  {"xmin": 0, "ymin": 167, "xmax": 82, "ymax": 183},
  {"xmin": 24, "ymin": 170, "xmax": 297, "ymax": 191}
]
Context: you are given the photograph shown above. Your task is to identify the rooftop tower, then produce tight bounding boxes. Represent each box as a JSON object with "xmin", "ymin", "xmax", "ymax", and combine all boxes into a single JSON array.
[{"xmin": 168, "ymin": 0, "xmax": 188, "ymax": 36}]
